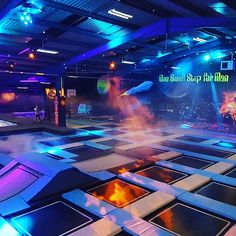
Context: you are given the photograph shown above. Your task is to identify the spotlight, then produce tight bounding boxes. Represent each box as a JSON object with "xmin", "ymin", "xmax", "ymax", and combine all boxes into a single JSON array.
[
  {"xmin": 204, "ymin": 53, "xmax": 211, "ymax": 61},
  {"xmin": 109, "ymin": 61, "xmax": 116, "ymax": 70},
  {"xmin": 7, "ymin": 61, "xmax": 15, "ymax": 71},
  {"xmin": 28, "ymin": 53, "xmax": 35, "ymax": 59},
  {"xmin": 19, "ymin": 11, "xmax": 32, "ymax": 25}
]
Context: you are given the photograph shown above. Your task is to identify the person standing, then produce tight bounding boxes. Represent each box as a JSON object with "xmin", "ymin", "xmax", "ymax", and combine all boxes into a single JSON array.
[{"xmin": 34, "ymin": 105, "xmax": 41, "ymax": 122}]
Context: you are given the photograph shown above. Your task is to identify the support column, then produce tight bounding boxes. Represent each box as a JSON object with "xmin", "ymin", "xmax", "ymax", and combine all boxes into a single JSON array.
[{"xmin": 55, "ymin": 75, "xmax": 66, "ymax": 127}]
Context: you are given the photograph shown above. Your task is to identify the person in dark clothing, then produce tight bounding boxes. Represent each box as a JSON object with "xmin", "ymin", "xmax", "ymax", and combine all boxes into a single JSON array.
[{"xmin": 34, "ymin": 105, "xmax": 41, "ymax": 122}]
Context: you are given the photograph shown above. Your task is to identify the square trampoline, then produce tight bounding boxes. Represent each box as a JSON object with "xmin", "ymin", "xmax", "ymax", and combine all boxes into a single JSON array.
[
  {"xmin": 146, "ymin": 203, "xmax": 231, "ymax": 236},
  {"xmin": 169, "ymin": 155, "xmax": 214, "ymax": 169},
  {"xmin": 121, "ymin": 146, "xmax": 166, "ymax": 160},
  {"xmin": 87, "ymin": 179, "xmax": 149, "ymax": 208},
  {"xmin": 103, "ymin": 130, "xmax": 126, "ymax": 135},
  {"xmin": 108, "ymin": 159, "xmax": 153, "ymax": 174},
  {"xmin": 225, "ymin": 168, "xmax": 236, "ymax": 178},
  {"xmin": 98, "ymin": 139, "xmax": 130, "ymax": 147},
  {"xmin": 39, "ymin": 134, "xmax": 100, "ymax": 147},
  {"xmin": 175, "ymin": 135, "xmax": 208, "ymax": 143},
  {"xmin": 136, "ymin": 166, "xmax": 188, "ymax": 184},
  {"xmin": 12, "ymin": 201, "xmax": 95, "ymax": 236},
  {"xmin": 100, "ymin": 124, "xmax": 121, "ymax": 128},
  {"xmin": 78, "ymin": 126, "xmax": 105, "ymax": 131},
  {"xmin": 196, "ymin": 182, "xmax": 236, "ymax": 206},
  {"xmin": 157, "ymin": 140, "xmax": 233, "ymax": 158},
  {"xmin": 121, "ymin": 126, "xmax": 147, "ymax": 131},
  {"xmin": 65, "ymin": 145, "xmax": 113, "ymax": 162},
  {"xmin": 148, "ymin": 131, "xmax": 173, "ymax": 136}
]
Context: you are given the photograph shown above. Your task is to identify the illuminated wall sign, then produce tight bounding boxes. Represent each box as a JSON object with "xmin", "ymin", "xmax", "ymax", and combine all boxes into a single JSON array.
[{"xmin": 159, "ymin": 72, "xmax": 230, "ymax": 83}]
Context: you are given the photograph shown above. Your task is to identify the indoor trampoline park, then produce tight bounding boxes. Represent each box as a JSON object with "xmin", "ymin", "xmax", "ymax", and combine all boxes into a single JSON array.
[{"xmin": 0, "ymin": 1, "xmax": 236, "ymax": 236}]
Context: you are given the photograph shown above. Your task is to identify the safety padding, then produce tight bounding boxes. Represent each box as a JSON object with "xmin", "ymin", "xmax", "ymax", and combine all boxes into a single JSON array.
[
  {"xmin": 155, "ymin": 151, "xmax": 182, "ymax": 161},
  {"xmin": 152, "ymin": 144, "xmax": 235, "ymax": 164},
  {"xmin": 83, "ymin": 141, "xmax": 113, "ymax": 150},
  {"xmin": 227, "ymin": 154, "xmax": 236, "ymax": 161},
  {"xmin": 173, "ymin": 174, "xmax": 210, "ymax": 191},
  {"xmin": 67, "ymin": 219, "xmax": 121, "ymax": 236},
  {"xmin": 0, "ymin": 196, "xmax": 30, "ymax": 216},
  {"xmin": 124, "ymin": 217, "xmax": 175, "ymax": 236},
  {"xmin": 204, "ymin": 162, "xmax": 234, "ymax": 174},
  {"xmin": 86, "ymin": 171, "xmax": 116, "ymax": 181},
  {"xmin": 224, "ymin": 224, "xmax": 236, "ymax": 236},
  {"xmin": 178, "ymin": 192, "xmax": 236, "ymax": 221},
  {"xmin": 156, "ymin": 160, "xmax": 216, "ymax": 178},
  {"xmin": 123, "ymin": 191, "xmax": 175, "ymax": 218},
  {"xmin": 0, "ymin": 152, "xmax": 97, "ymax": 208},
  {"xmin": 212, "ymin": 175, "xmax": 236, "ymax": 187},
  {"xmin": 0, "ymin": 153, "xmax": 13, "ymax": 166},
  {"xmin": 119, "ymin": 172, "xmax": 185, "ymax": 197},
  {"xmin": 63, "ymin": 189, "xmax": 116, "ymax": 217},
  {"xmin": 73, "ymin": 153, "xmax": 135, "ymax": 173},
  {"xmin": 0, "ymin": 217, "xmax": 20, "ymax": 236},
  {"xmin": 47, "ymin": 148, "xmax": 77, "ymax": 159},
  {"xmin": 116, "ymin": 143, "xmax": 142, "ymax": 151},
  {"xmin": 104, "ymin": 208, "xmax": 138, "ymax": 227}
]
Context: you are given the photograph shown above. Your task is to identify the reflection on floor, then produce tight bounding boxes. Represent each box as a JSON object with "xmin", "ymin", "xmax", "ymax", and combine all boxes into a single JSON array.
[{"xmin": 0, "ymin": 117, "xmax": 236, "ymax": 235}]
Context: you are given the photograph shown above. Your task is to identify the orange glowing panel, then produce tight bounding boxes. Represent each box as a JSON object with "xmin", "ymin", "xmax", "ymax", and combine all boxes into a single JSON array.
[
  {"xmin": 159, "ymin": 207, "xmax": 174, "ymax": 230},
  {"xmin": 136, "ymin": 166, "xmax": 188, "ymax": 184},
  {"xmin": 0, "ymin": 92, "xmax": 16, "ymax": 103},
  {"xmin": 88, "ymin": 179, "xmax": 149, "ymax": 208},
  {"xmin": 219, "ymin": 92, "xmax": 236, "ymax": 122},
  {"xmin": 117, "ymin": 167, "xmax": 129, "ymax": 174}
]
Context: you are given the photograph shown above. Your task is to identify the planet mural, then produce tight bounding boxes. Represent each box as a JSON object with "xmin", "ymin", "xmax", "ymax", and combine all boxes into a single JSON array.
[{"xmin": 97, "ymin": 77, "xmax": 111, "ymax": 95}]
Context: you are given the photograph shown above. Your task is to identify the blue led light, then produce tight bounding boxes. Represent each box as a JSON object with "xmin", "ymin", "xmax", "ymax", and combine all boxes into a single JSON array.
[
  {"xmin": 89, "ymin": 130, "xmax": 104, "ymax": 136},
  {"xmin": 204, "ymin": 54, "xmax": 211, "ymax": 61},
  {"xmin": 140, "ymin": 58, "xmax": 152, "ymax": 63},
  {"xmin": 217, "ymin": 142, "xmax": 234, "ymax": 148},
  {"xmin": 0, "ymin": 218, "xmax": 19, "ymax": 236},
  {"xmin": 19, "ymin": 12, "xmax": 32, "ymax": 26},
  {"xmin": 180, "ymin": 124, "xmax": 191, "ymax": 129}
]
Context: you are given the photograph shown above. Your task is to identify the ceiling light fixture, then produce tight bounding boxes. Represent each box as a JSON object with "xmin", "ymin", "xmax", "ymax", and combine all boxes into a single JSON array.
[
  {"xmin": 122, "ymin": 60, "xmax": 135, "ymax": 64},
  {"xmin": 36, "ymin": 49, "xmax": 59, "ymax": 54},
  {"xmin": 19, "ymin": 11, "xmax": 33, "ymax": 25},
  {"xmin": 193, "ymin": 37, "xmax": 207, "ymax": 43},
  {"xmin": 17, "ymin": 87, "xmax": 28, "ymax": 90},
  {"xmin": 40, "ymin": 82, "xmax": 51, "ymax": 85},
  {"xmin": 108, "ymin": 9, "xmax": 133, "ymax": 19}
]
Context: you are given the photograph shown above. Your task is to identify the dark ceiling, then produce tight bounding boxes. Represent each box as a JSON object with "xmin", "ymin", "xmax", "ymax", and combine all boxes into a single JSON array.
[{"xmin": 0, "ymin": 0, "xmax": 236, "ymax": 82}]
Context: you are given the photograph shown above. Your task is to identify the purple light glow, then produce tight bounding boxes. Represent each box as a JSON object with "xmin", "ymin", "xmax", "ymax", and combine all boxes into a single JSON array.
[
  {"xmin": 20, "ymin": 80, "xmax": 39, "ymax": 83},
  {"xmin": 0, "ymin": 168, "xmax": 37, "ymax": 201},
  {"xmin": 20, "ymin": 76, "xmax": 39, "ymax": 83},
  {"xmin": 18, "ymin": 48, "xmax": 30, "ymax": 55}
]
